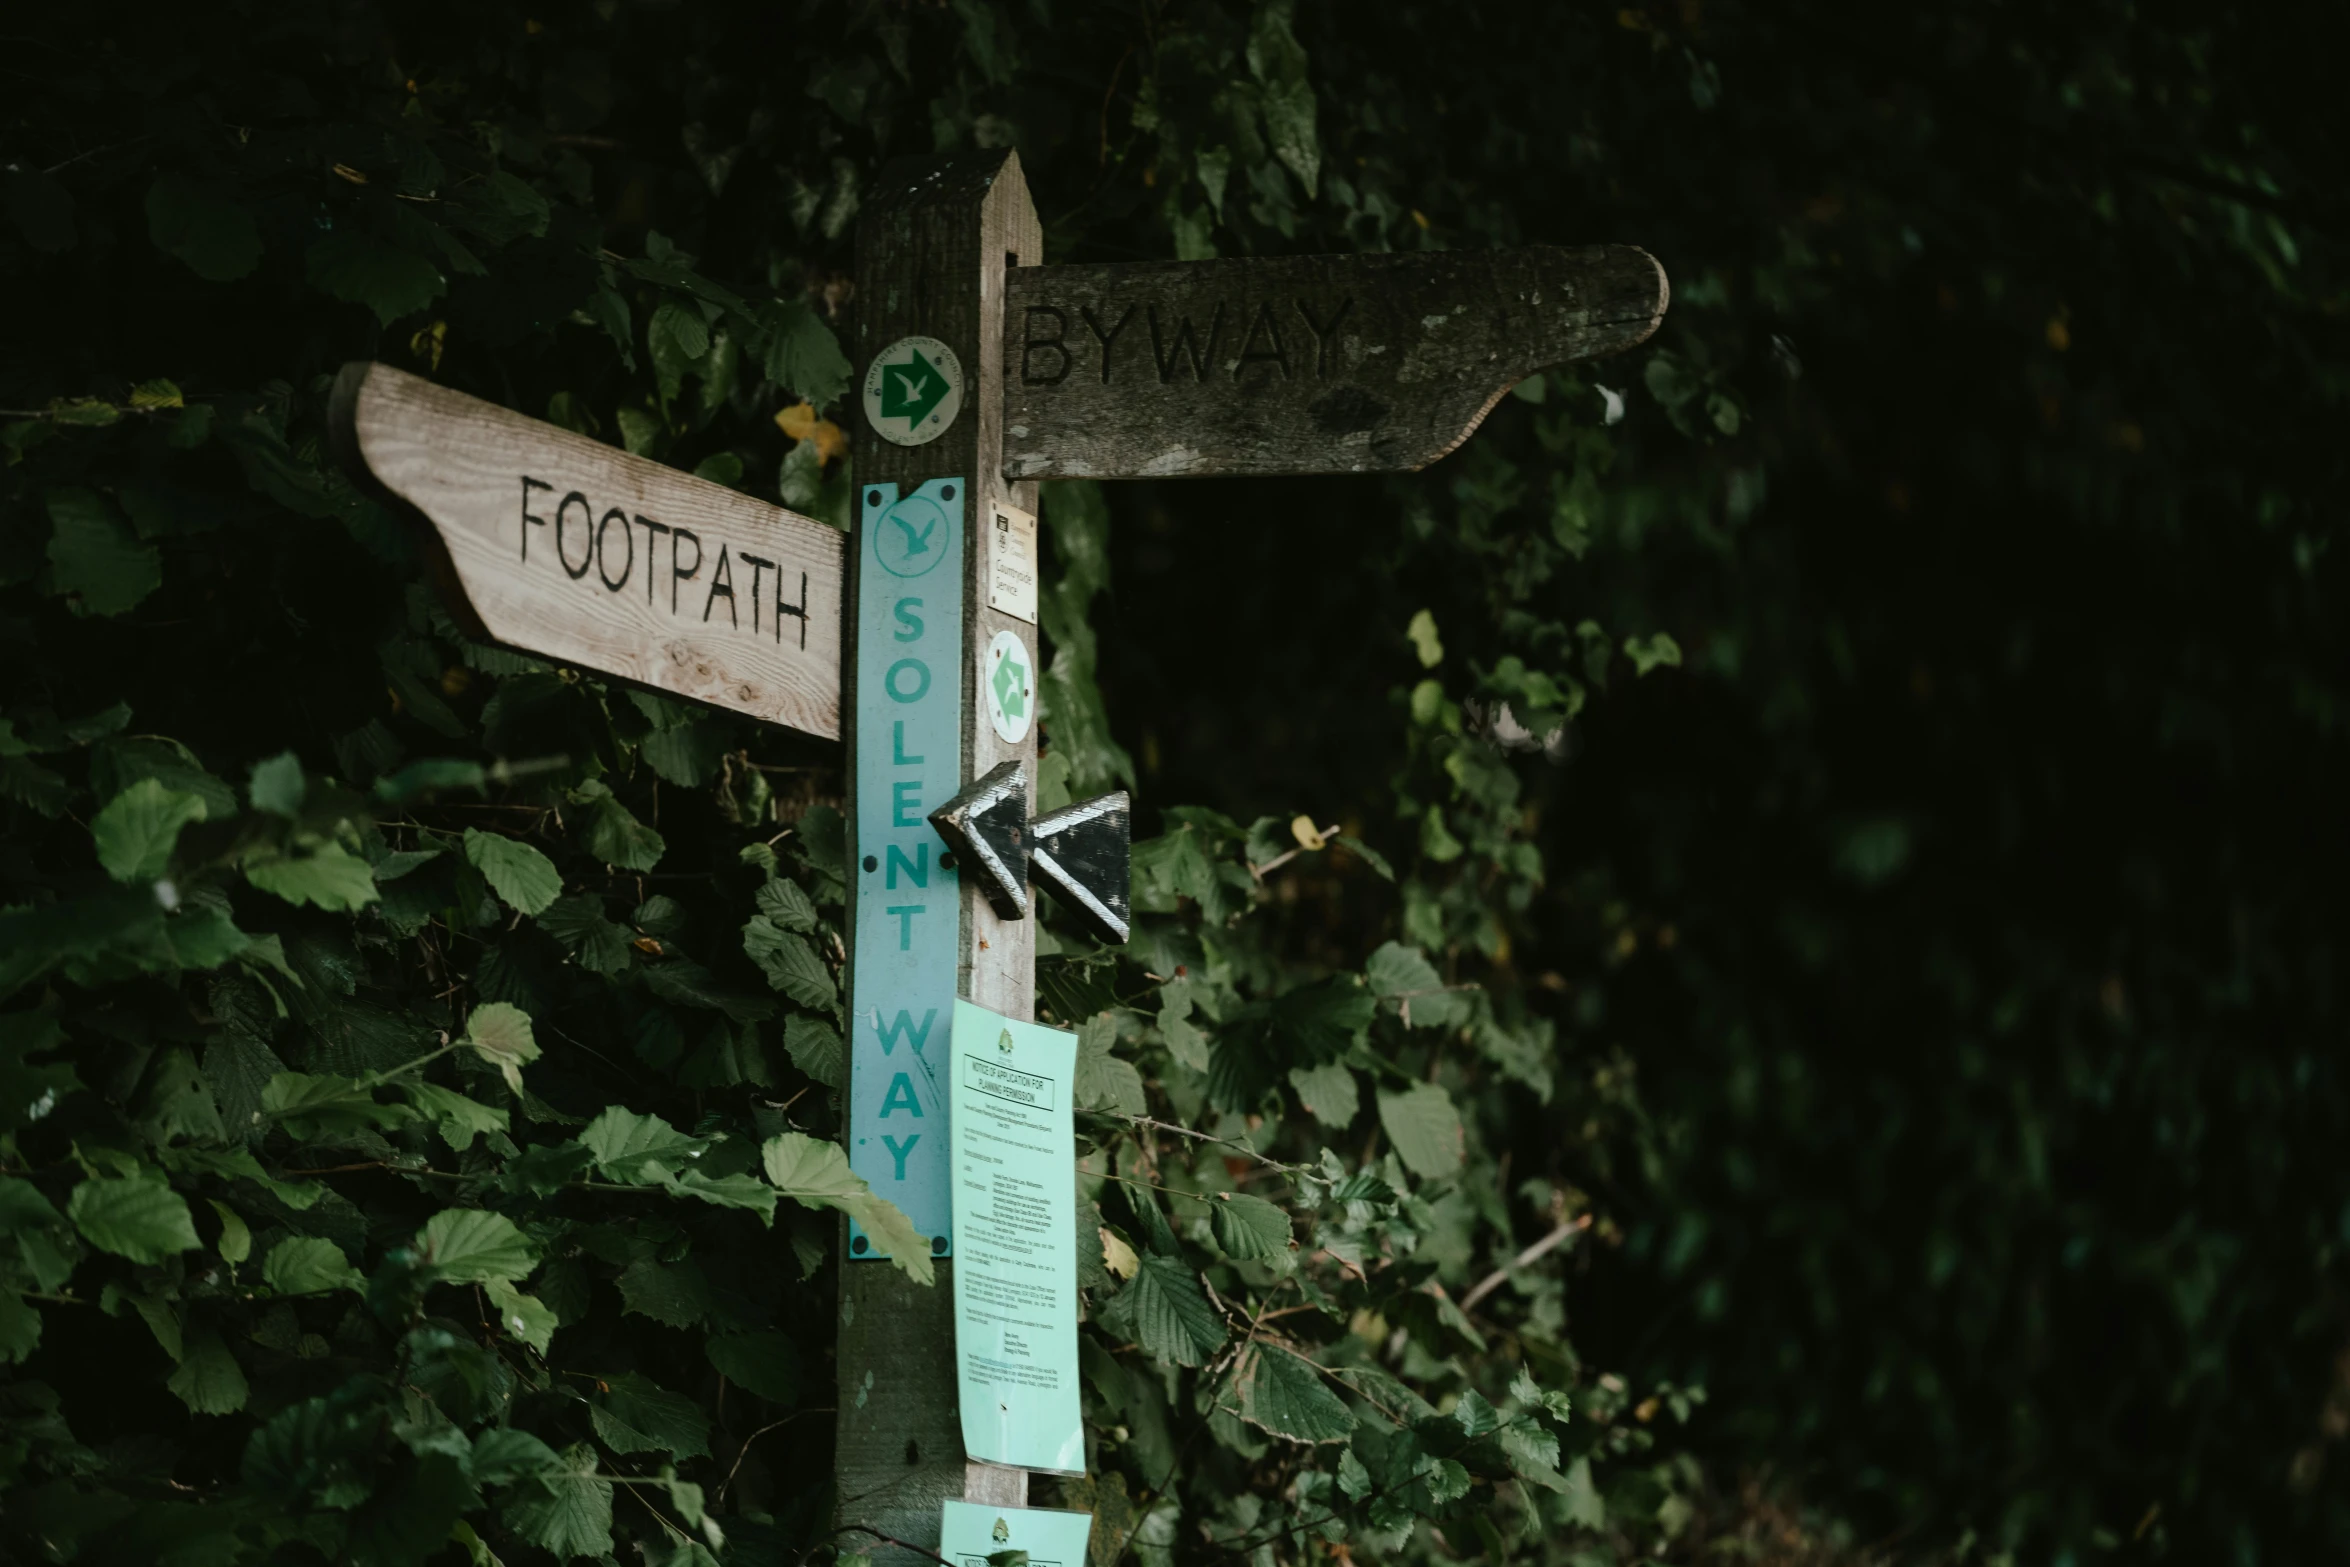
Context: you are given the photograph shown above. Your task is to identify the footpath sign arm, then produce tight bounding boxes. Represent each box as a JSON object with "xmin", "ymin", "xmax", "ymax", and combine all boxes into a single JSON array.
[{"xmin": 329, "ymin": 361, "xmax": 846, "ymax": 740}]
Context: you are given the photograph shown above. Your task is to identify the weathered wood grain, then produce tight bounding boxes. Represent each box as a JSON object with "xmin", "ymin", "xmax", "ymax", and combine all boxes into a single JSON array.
[
  {"xmin": 838, "ymin": 148, "xmax": 1042, "ymax": 1553},
  {"xmin": 1001, "ymin": 244, "xmax": 1667, "ymax": 479},
  {"xmin": 330, "ymin": 362, "xmax": 845, "ymax": 740}
]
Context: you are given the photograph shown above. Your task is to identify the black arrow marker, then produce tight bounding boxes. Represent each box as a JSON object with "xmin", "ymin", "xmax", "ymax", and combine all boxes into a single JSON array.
[
  {"xmin": 926, "ymin": 763, "xmax": 1132, "ymax": 945},
  {"xmin": 927, "ymin": 759, "xmax": 1030, "ymax": 920},
  {"xmin": 1031, "ymin": 791, "xmax": 1132, "ymax": 946}
]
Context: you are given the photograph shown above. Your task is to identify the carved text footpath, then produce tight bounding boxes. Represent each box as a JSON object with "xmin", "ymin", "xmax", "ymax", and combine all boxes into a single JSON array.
[{"xmin": 517, "ymin": 475, "xmax": 810, "ymax": 646}]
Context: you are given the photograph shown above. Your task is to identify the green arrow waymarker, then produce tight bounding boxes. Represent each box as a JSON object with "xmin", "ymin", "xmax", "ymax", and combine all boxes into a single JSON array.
[{"xmin": 863, "ymin": 334, "xmax": 964, "ymax": 447}]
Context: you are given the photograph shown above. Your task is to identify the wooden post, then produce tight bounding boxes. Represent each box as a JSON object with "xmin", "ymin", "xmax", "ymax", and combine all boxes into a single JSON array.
[{"xmin": 837, "ymin": 148, "xmax": 1040, "ymax": 1558}]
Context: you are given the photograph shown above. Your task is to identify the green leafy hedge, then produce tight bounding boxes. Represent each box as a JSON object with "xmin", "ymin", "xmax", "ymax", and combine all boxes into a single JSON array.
[
  {"xmin": 0, "ymin": 6, "xmax": 1708, "ymax": 1566},
  {"xmin": 9, "ymin": 2, "xmax": 2341, "ymax": 1565}
]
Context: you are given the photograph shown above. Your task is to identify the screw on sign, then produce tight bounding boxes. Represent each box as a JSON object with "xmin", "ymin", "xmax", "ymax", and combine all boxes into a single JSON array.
[{"xmin": 328, "ymin": 144, "xmax": 1666, "ymax": 1559}]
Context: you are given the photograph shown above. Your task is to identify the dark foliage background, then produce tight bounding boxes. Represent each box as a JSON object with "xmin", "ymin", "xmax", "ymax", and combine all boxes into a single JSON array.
[{"xmin": 1, "ymin": 3, "xmax": 2343, "ymax": 1566}]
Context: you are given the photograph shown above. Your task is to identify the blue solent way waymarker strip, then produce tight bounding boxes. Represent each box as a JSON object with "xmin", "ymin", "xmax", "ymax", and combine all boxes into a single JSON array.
[{"xmin": 847, "ymin": 478, "xmax": 964, "ymax": 1258}]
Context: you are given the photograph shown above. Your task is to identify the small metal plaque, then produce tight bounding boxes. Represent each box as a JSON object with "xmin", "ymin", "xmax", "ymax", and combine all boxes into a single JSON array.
[{"xmin": 985, "ymin": 501, "xmax": 1040, "ymax": 625}]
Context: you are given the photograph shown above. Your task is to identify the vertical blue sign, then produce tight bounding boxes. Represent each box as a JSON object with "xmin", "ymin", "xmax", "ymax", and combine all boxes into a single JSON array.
[{"xmin": 848, "ymin": 479, "xmax": 964, "ymax": 1258}]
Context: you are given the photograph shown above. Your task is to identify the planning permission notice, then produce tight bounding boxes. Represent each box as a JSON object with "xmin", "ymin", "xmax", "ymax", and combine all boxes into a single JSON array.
[{"xmin": 949, "ymin": 999, "xmax": 1084, "ymax": 1473}]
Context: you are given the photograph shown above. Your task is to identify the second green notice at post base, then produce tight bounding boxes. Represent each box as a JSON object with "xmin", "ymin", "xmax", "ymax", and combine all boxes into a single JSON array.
[{"xmin": 950, "ymin": 999, "xmax": 1085, "ymax": 1474}]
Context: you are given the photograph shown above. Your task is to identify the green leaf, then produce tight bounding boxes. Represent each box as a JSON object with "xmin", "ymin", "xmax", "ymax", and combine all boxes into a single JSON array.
[
  {"xmin": 162, "ymin": 1144, "xmax": 325, "ymax": 1211},
  {"xmin": 501, "ymin": 1442, "xmax": 614, "ymax": 1560},
  {"xmin": 405, "ymin": 1080, "xmax": 509, "ymax": 1148},
  {"xmin": 68, "ymin": 1171, "xmax": 201, "ymax": 1264},
  {"xmin": 754, "ymin": 876, "xmax": 819, "ymax": 932},
  {"xmin": 305, "ymin": 229, "xmax": 445, "ymax": 325},
  {"xmin": 742, "ymin": 919, "xmax": 837, "ymax": 1008},
  {"xmin": 1366, "ymin": 941, "xmax": 1469, "ymax": 1029},
  {"xmin": 208, "ymin": 1199, "xmax": 252, "ymax": 1265},
  {"xmin": 146, "ymin": 173, "xmax": 261, "ymax": 280},
  {"xmin": 1247, "ymin": 0, "xmax": 1321, "ymax": 198},
  {"xmin": 243, "ymin": 1385, "xmax": 380, "ymax": 1508},
  {"xmin": 1289, "ymin": 1062, "xmax": 1359, "ymax": 1126},
  {"xmin": 471, "ymin": 1426, "xmax": 563, "ymax": 1487},
  {"xmin": 648, "ymin": 299, "xmax": 711, "ymax": 404},
  {"xmin": 643, "ymin": 960, "xmax": 776, "ymax": 1023},
  {"xmin": 248, "ymin": 752, "xmax": 306, "ymax": 816},
  {"xmin": 47, "ymin": 488, "xmax": 162, "ymax": 616},
  {"xmin": 1453, "ymin": 1387, "xmax": 1503, "ymax": 1437},
  {"xmin": 372, "ymin": 757, "xmax": 488, "ymax": 803},
  {"xmin": 579, "ymin": 1107, "xmax": 708, "ymax": 1183},
  {"xmin": 616, "ymin": 1257, "xmax": 711, "ymax": 1328},
  {"xmin": 571, "ymin": 781, "xmax": 667, "ymax": 871},
  {"xmin": 758, "ymin": 297, "xmax": 853, "ymax": 408},
  {"xmin": 1377, "ymin": 1082, "xmax": 1464, "ymax": 1180},
  {"xmin": 591, "ymin": 1371, "xmax": 711, "ymax": 1460},
  {"xmin": 1075, "ymin": 1015, "xmax": 1147, "ymax": 1115},
  {"xmin": 707, "ymin": 1331, "xmax": 799, "ymax": 1403},
  {"xmin": 166, "ymin": 1326, "xmax": 250, "ymax": 1414},
  {"xmin": 465, "ymin": 828, "xmax": 562, "ymax": 915},
  {"xmin": 761, "ymin": 1131, "xmax": 933, "ymax": 1285},
  {"xmin": 418, "ymin": 1207, "xmax": 536, "ymax": 1284},
  {"xmin": 131, "ymin": 1291, "xmax": 182, "ymax": 1360},
  {"xmin": 668, "ymin": 1169, "xmax": 779, "ymax": 1220},
  {"xmin": 463, "ymin": 1001, "xmax": 541, "ymax": 1094},
  {"xmin": 1405, "ymin": 609, "xmax": 1444, "ymax": 668},
  {"xmin": 783, "ymin": 1013, "xmax": 844, "ymax": 1088},
  {"xmin": 1, "ymin": 1177, "xmax": 77, "ymax": 1290},
  {"xmin": 1158, "ymin": 978, "xmax": 1211, "ymax": 1073},
  {"xmin": 246, "ymin": 845, "xmax": 380, "ymax": 911},
  {"xmin": 1104, "ymin": 1253, "xmax": 1225, "ymax": 1367},
  {"xmin": 1235, "ymin": 1344, "xmax": 1353, "ymax": 1442},
  {"xmin": 449, "ymin": 170, "xmax": 552, "ymax": 245},
  {"xmin": 1623, "ymin": 632, "xmax": 1683, "ymax": 675},
  {"xmin": 1500, "ymin": 1420, "xmax": 1568, "ymax": 1492},
  {"xmin": 1209, "ymin": 1193, "xmax": 1294, "ymax": 1262},
  {"xmin": 0, "ymin": 1290, "xmax": 40, "ymax": 1364},
  {"xmin": 1560, "ymin": 1456, "xmax": 1605, "ymax": 1529},
  {"xmin": 92, "ymin": 778, "xmax": 207, "ymax": 882},
  {"xmin": 1335, "ymin": 833, "xmax": 1393, "ymax": 881},
  {"xmin": 261, "ymin": 1071, "xmax": 416, "ymax": 1139},
  {"xmin": 484, "ymin": 1278, "xmax": 558, "ymax": 1352},
  {"xmin": 537, "ymin": 894, "xmax": 633, "ymax": 974},
  {"xmin": 263, "ymin": 1235, "xmax": 364, "ymax": 1295}
]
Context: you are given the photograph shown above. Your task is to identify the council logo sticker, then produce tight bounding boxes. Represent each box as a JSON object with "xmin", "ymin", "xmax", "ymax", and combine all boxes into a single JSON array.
[
  {"xmin": 984, "ymin": 629, "xmax": 1033, "ymax": 745},
  {"xmin": 863, "ymin": 334, "xmax": 964, "ymax": 446}
]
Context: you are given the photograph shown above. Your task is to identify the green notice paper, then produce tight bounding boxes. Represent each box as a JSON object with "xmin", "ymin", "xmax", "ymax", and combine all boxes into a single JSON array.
[
  {"xmin": 939, "ymin": 1500, "xmax": 1093, "ymax": 1567},
  {"xmin": 949, "ymin": 999, "xmax": 1085, "ymax": 1474}
]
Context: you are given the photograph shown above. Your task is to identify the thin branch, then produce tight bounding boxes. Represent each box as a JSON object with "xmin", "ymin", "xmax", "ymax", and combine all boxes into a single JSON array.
[
  {"xmin": 834, "ymin": 1524, "xmax": 960, "ymax": 1567},
  {"xmin": 1458, "ymin": 1213, "xmax": 1591, "ymax": 1314},
  {"xmin": 715, "ymin": 1407, "xmax": 831, "ymax": 1506},
  {"xmin": 1247, "ymin": 825, "xmax": 1340, "ymax": 884},
  {"xmin": 1083, "ymin": 1110, "xmax": 1299, "ymax": 1173}
]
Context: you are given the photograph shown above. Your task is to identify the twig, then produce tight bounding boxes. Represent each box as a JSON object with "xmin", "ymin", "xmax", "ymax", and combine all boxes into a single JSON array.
[
  {"xmin": 1083, "ymin": 1110, "xmax": 1298, "ymax": 1172},
  {"xmin": 1097, "ymin": 44, "xmax": 1134, "ymax": 167},
  {"xmin": 835, "ymin": 1523, "xmax": 959, "ymax": 1567},
  {"xmin": 715, "ymin": 1407, "xmax": 831, "ymax": 1505},
  {"xmin": 1247, "ymin": 824, "xmax": 1340, "ymax": 883},
  {"xmin": 1458, "ymin": 1213, "xmax": 1591, "ymax": 1313}
]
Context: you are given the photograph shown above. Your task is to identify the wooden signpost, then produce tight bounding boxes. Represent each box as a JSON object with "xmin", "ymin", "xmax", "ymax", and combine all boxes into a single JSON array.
[{"xmin": 335, "ymin": 143, "xmax": 1665, "ymax": 1567}]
